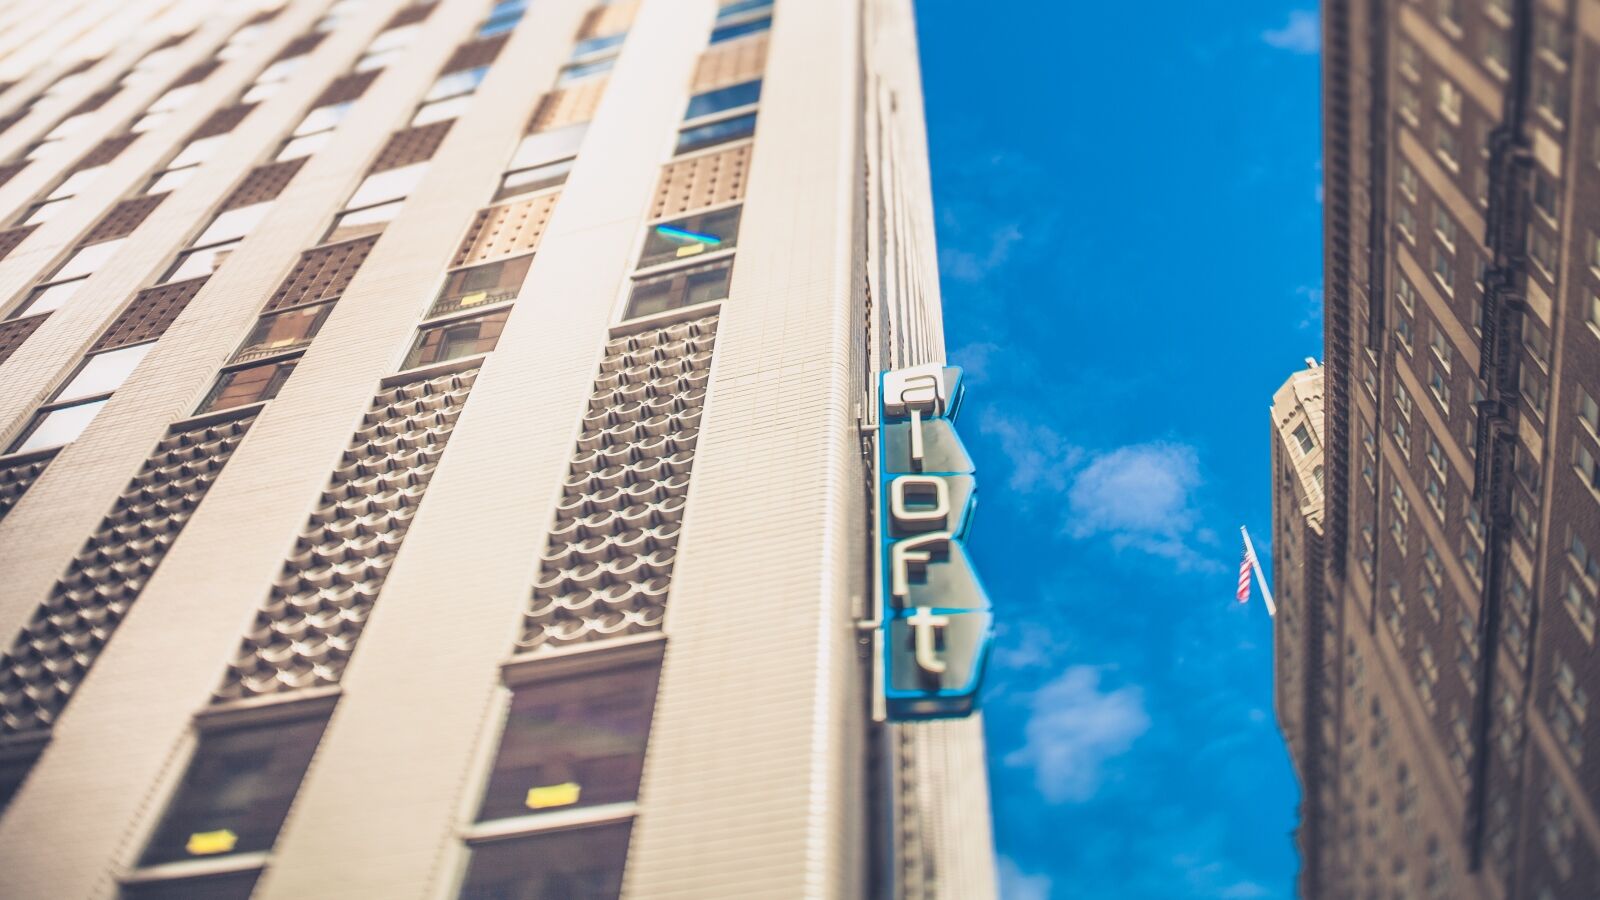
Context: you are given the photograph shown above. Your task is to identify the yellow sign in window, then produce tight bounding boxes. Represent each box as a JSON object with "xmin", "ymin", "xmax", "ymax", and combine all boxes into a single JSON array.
[
  {"xmin": 186, "ymin": 828, "xmax": 238, "ymax": 856},
  {"xmin": 458, "ymin": 290, "xmax": 489, "ymax": 307},
  {"xmin": 524, "ymin": 781, "xmax": 581, "ymax": 810}
]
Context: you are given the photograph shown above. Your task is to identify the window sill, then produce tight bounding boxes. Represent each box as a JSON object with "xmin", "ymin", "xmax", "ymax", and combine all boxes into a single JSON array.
[
  {"xmin": 501, "ymin": 632, "xmax": 666, "ymax": 688},
  {"xmin": 383, "ymin": 352, "xmax": 489, "ymax": 388},
  {"xmin": 611, "ymin": 299, "xmax": 722, "ymax": 338},
  {"xmin": 194, "ymin": 684, "xmax": 340, "ymax": 731},
  {"xmin": 169, "ymin": 401, "xmax": 269, "ymax": 432},
  {"xmin": 120, "ymin": 852, "xmax": 267, "ymax": 885},
  {"xmin": 461, "ymin": 802, "xmax": 635, "ymax": 845}
]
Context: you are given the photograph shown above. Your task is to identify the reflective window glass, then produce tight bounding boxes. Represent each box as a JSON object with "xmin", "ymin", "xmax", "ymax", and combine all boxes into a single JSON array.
[
  {"xmin": 277, "ymin": 132, "xmax": 332, "ymax": 162},
  {"xmin": 48, "ymin": 165, "xmax": 106, "ymax": 200},
  {"xmin": 412, "ymin": 94, "xmax": 471, "ymax": 126},
  {"xmin": 508, "ymin": 125, "xmax": 586, "ymax": 171},
  {"xmin": 163, "ymin": 240, "xmax": 239, "ymax": 283},
  {"xmin": 557, "ymin": 57, "xmax": 615, "ymax": 86},
  {"xmin": 674, "ymin": 113, "xmax": 756, "ymax": 155},
  {"xmin": 403, "ymin": 309, "xmax": 511, "ymax": 369},
  {"xmin": 638, "ymin": 206, "xmax": 740, "ymax": 269},
  {"xmin": 625, "ymin": 258, "xmax": 732, "ymax": 319},
  {"xmin": 193, "ymin": 203, "xmax": 271, "ymax": 248},
  {"xmin": 233, "ymin": 303, "xmax": 332, "ymax": 362},
  {"xmin": 139, "ymin": 716, "xmax": 328, "ymax": 866},
  {"xmin": 458, "ymin": 822, "xmax": 631, "ymax": 900},
  {"xmin": 146, "ymin": 166, "xmax": 198, "ymax": 195},
  {"xmin": 55, "ymin": 239, "xmax": 125, "ymax": 280},
  {"xmin": 324, "ymin": 200, "xmax": 402, "ymax": 243},
  {"xmin": 684, "ymin": 80, "xmax": 760, "ymax": 121},
  {"xmin": 496, "ymin": 158, "xmax": 573, "ymax": 201},
  {"xmin": 12, "ymin": 398, "xmax": 109, "ymax": 454},
  {"xmin": 56, "ymin": 343, "xmax": 153, "ymax": 403},
  {"xmin": 13, "ymin": 278, "xmax": 85, "ymax": 318},
  {"xmin": 424, "ymin": 67, "xmax": 487, "ymax": 102},
  {"xmin": 709, "ymin": 15, "xmax": 770, "ymax": 43},
  {"xmin": 292, "ymin": 102, "xmax": 351, "ymax": 137},
  {"xmin": 199, "ymin": 359, "xmax": 299, "ymax": 413},
  {"xmin": 346, "ymin": 163, "xmax": 427, "ymax": 208},
  {"xmin": 716, "ymin": 0, "xmax": 773, "ymax": 20},
  {"xmin": 22, "ymin": 197, "xmax": 71, "ymax": 225},
  {"xmin": 571, "ymin": 32, "xmax": 624, "ymax": 60},
  {"xmin": 429, "ymin": 256, "xmax": 532, "ymax": 318},
  {"xmin": 171, "ymin": 135, "xmax": 228, "ymax": 170},
  {"xmin": 119, "ymin": 869, "xmax": 260, "ymax": 900}
]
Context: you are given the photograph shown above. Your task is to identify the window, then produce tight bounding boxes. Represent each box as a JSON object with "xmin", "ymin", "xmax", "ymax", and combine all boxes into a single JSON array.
[
  {"xmin": 292, "ymin": 103, "xmax": 351, "ymax": 138},
  {"xmin": 571, "ymin": 32, "xmax": 626, "ymax": 61},
  {"xmin": 1577, "ymin": 386, "xmax": 1599, "ymax": 433},
  {"xmin": 10, "ymin": 398, "xmax": 109, "ymax": 454},
  {"xmin": 458, "ymin": 821, "xmax": 631, "ymax": 900},
  {"xmin": 163, "ymin": 241, "xmax": 240, "ymax": 284},
  {"xmin": 1432, "ymin": 244, "xmax": 1454, "ymax": 293},
  {"xmin": 120, "ymin": 869, "xmax": 261, "ymax": 900},
  {"xmin": 496, "ymin": 158, "xmax": 574, "ymax": 201},
  {"xmin": 1429, "ymin": 323, "xmax": 1453, "ymax": 372},
  {"xmin": 675, "ymin": 112, "xmax": 756, "ymax": 155},
  {"xmin": 1397, "ymin": 313, "xmax": 1414, "ymax": 351},
  {"xmin": 1513, "ymin": 492, "xmax": 1538, "ymax": 544},
  {"xmin": 146, "ymin": 166, "xmax": 199, "ymax": 195},
  {"xmin": 404, "ymin": 309, "xmax": 511, "ymax": 369},
  {"xmin": 710, "ymin": 15, "xmax": 770, "ymax": 43},
  {"xmin": 1520, "ymin": 365, "xmax": 1548, "ymax": 416},
  {"xmin": 277, "ymin": 132, "xmax": 334, "ymax": 162},
  {"xmin": 1437, "ymin": 128, "xmax": 1459, "ymax": 169},
  {"xmin": 56, "ymin": 343, "xmax": 153, "ymax": 403},
  {"xmin": 478, "ymin": 0, "xmax": 527, "ymax": 37},
  {"xmin": 625, "ymin": 258, "xmax": 732, "ymax": 319},
  {"xmin": 324, "ymin": 201, "xmax": 402, "ymax": 243},
  {"xmin": 1533, "ymin": 172, "xmax": 1560, "ymax": 221},
  {"xmin": 360, "ymin": 25, "xmax": 420, "ymax": 70},
  {"xmin": 1292, "ymin": 423, "xmax": 1315, "ymax": 455},
  {"xmin": 1398, "ymin": 83, "xmax": 1421, "ymax": 124},
  {"xmin": 1437, "ymin": 80, "xmax": 1462, "ymax": 124},
  {"xmin": 12, "ymin": 279, "xmax": 86, "ymax": 318},
  {"xmin": 55, "ymin": 240, "xmax": 125, "ymax": 280},
  {"xmin": 557, "ymin": 57, "xmax": 616, "ymax": 86},
  {"xmin": 138, "ymin": 716, "xmax": 328, "ymax": 867},
  {"xmin": 476, "ymin": 665, "xmax": 659, "ymax": 823},
  {"xmin": 1396, "ymin": 278, "xmax": 1417, "ymax": 313},
  {"xmin": 508, "ymin": 124, "xmax": 587, "ymax": 172},
  {"xmin": 1575, "ymin": 439, "xmax": 1599, "ymax": 491},
  {"xmin": 48, "ymin": 165, "xmax": 106, "ymax": 201},
  {"xmin": 1432, "ymin": 206, "xmax": 1458, "ymax": 249},
  {"xmin": 193, "ymin": 203, "xmax": 272, "ymax": 247},
  {"xmin": 233, "ymin": 305, "xmax": 333, "ymax": 363},
  {"xmin": 1529, "ymin": 228, "xmax": 1558, "ymax": 277},
  {"xmin": 717, "ymin": 0, "xmax": 773, "ymax": 20},
  {"xmin": 1484, "ymin": 28, "xmax": 1510, "ymax": 75},
  {"xmin": 346, "ymin": 163, "xmax": 428, "ymax": 209},
  {"xmin": 684, "ymin": 80, "xmax": 761, "ymax": 121},
  {"xmin": 1427, "ymin": 435, "xmax": 1447, "ymax": 475},
  {"xmin": 1564, "ymin": 577, "xmax": 1596, "ymax": 641},
  {"xmin": 1397, "ymin": 161, "xmax": 1417, "ymax": 199},
  {"xmin": 1396, "ymin": 204, "xmax": 1417, "ymax": 242},
  {"xmin": 423, "ymin": 67, "xmax": 488, "ymax": 103},
  {"xmin": 1533, "ymin": 69, "xmax": 1566, "ymax": 124},
  {"xmin": 1524, "ymin": 323, "xmax": 1551, "ymax": 369},
  {"xmin": 638, "ymin": 206, "xmax": 741, "ymax": 269},
  {"xmin": 198, "ymin": 359, "xmax": 299, "ymax": 413},
  {"xmin": 413, "ymin": 94, "xmax": 473, "ymax": 126},
  {"xmin": 429, "ymin": 256, "xmax": 533, "ymax": 317}
]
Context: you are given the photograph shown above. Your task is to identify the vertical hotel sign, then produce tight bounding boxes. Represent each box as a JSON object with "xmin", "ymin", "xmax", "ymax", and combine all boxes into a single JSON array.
[{"xmin": 876, "ymin": 363, "xmax": 993, "ymax": 720}]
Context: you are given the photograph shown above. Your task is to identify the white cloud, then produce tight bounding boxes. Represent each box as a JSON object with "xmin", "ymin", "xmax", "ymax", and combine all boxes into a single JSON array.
[
  {"xmin": 979, "ymin": 410, "xmax": 1082, "ymax": 496},
  {"xmin": 1066, "ymin": 442, "xmax": 1219, "ymax": 570},
  {"xmin": 1005, "ymin": 666, "xmax": 1150, "ymax": 803},
  {"xmin": 998, "ymin": 856, "xmax": 1053, "ymax": 900},
  {"xmin": 1262, "ymin": 10, "xmax": 1319, "ymax": 54},
  {"xmin": 942, "ymin": 222, "xmax": 1023, "ymax": 282}
]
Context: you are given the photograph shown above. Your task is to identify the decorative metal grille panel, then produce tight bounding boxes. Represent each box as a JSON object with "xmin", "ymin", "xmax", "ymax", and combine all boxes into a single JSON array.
[
  {"xmin": 274, "ymin": 32, "xmax": 326, "ymax": 61},
  {"xmin": 650, "ymin": 144, "xmax": 749, "ymax": 219},
  {"xmin": 369, "ymin": 120, "xmax": 452, "ymax": 172},
  {"xmin": 450, "ymin": 193, "xmax": 559, "ymax": 268},
  {"xmin": 172, "ymin": 60, "xmax": 219, "ymax": 88},
  {"xmin": 220, "ymin": 158, "xmax": 307, "ymax": 211},
  {"xmin": 212, "ymin": 368, "xmax": 479, "ymax": 702},
  {"xmin": 68, "ymin": 86, "xmax": 118, "ymax": 116},
  {"xmin": 0, "ymin": 313, "xmax": 46, "ymax": 366},
  {"xmin": 262, "ymin": 235, "xmax": 379, "ymax": 313},
  {"xmin": 191, "ymin": 103, "xmax": 255, "ymax": 140},
  {"xmin": 442, "ymin": 34, "xmax": 508, "ymax": 74},
  {"xmin": 89, "ymin": 277, "xmax": 209, "ymax": 353},
  {"xmin": 70, "ymin": 133, "xmax": 137, "ymax": 172},
  {"xmin": 314, "ymin": 70, "xmax": 378, "ymax": 107},
  {"xmin": 80, "ymin": 193, "xmax": 166, "ymax": 245},
  {"xmin": 517, "ymin": 314, "xmax": 719, "ymax": 653},
  {"xmin": 527, "ymin": 79, "xmax": 608, "ymax": 133},
  {"xmin": 0, "ymin": 411, "xmax": 257, "ymax": 736},
  {"xmin": 0, "ymin": 449, "xmax": 57, "ymax": 522},
  {"xmin": 690, "ymin": 33, "xmax": 768, "ymax": 93},
  {"xmin": 385, "ymin": 3, "xmax": 434, "ymax": 28}
]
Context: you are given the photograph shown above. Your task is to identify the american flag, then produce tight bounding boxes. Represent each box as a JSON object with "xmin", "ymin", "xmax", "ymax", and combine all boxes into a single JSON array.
[{"xmin": 1236, "ymin": 543, "xmax": 1253, "ymax": 603}]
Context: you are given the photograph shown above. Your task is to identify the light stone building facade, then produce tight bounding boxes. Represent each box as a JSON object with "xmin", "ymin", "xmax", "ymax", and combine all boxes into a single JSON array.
[{"xmin": 0, "ymin": 0, "xmax": 996, "ymax": 897}]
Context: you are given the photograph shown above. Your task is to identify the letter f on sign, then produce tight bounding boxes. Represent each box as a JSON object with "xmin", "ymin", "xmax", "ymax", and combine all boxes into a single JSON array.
[{"xmin": 890, "ymin": 531, "xmax": 950, "ymax": 605}]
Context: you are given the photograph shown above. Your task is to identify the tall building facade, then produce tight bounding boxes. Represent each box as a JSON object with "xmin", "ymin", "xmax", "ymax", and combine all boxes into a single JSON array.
[
  {"xmin": 0, "ymin": 1, "xmax": 997, "ymax": 897},
  {"xmin": 1301, "ymin": 1, "xmax": 1600, "ymax": 897}
]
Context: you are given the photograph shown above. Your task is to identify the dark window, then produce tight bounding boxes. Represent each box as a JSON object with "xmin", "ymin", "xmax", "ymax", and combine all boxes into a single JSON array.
[
  {"xmin": 120, "ymin": 869, "xmax": 261, "ymax": 900},
  {"xmin": 459, "ymin": 821, "xmax": 631, "ymax": 900},
  {"xmin": 716, "ymin": 0, "xmax": 773, "ymax": 21},
  {"xmin": 675, "ymin": 113, "xmax": 756, "ymax": 155},
  {"xmin": 404, "ymin": 309, "xmax": 511, "ymax": 369},
  {"xmin": 626, "ymin": 258, "xmax": 732, "ymax": 319},
  {"xmin": 684, "ymin": 80, "xmax": 760, "ymax": 120},
  {"xmin": 638, "ymin": 206, "xmax": 741, "ymax": 269},
  {"xmin": 199, "ymin": 359, "xmax": 299, "ymax": 413},
  {"xmin": 233, "ymin": 303, "xmax": 332, "ymax": 363},
  {"xmin": 139, "ymin": 716, "xmax": 328, "ymax": 866},
  {"xmin": 476, "ymin": 665, "xmax": 660, "ymax": 823},
  {"xmin": 429, "ymin": 256, "xmax": 533, "ymax": 318},
  {"xmin": 709, "ymin": 15, "xmax": 770, "ymax": 43},
  {"xmin": 557, "ymin": 57, "xmax": 615, "ymax": 85},
  {"xmin": 571, "ymin": 32, "xmax": 624, "ymax": 60}
]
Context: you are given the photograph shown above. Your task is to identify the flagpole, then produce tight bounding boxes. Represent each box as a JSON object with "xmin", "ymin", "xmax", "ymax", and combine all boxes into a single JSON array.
[{"xmin": 1240, "ymin": 526, "xmax": 1276, "ymax": 618}]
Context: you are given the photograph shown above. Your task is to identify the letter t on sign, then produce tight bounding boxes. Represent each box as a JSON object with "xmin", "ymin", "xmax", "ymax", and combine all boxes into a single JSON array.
[{"xmin": 907, "ymin": 606, "xmax": 949, "ymax": 678}]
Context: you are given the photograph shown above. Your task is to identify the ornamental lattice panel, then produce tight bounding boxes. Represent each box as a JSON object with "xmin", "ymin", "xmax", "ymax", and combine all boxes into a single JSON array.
[
  {"xmin": 0, "ymin": 449, "xmax": 58, "ymax": 522},
  {"xmin": 212, "ymin": 368, "xmax": 479, "ymax": 702},
  {"xmin": 517, "ymin": 313, "xmax": 719, "ymax": 653},
  {"xmin": 0, "ymin": 411, "xmax": 257, "ymax": 736}
]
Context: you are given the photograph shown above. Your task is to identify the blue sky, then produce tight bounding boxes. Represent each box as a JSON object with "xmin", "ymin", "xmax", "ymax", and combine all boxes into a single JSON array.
[{"xmin": 914, "ymin": 3, "xmax": 1323, "ymax": 898}]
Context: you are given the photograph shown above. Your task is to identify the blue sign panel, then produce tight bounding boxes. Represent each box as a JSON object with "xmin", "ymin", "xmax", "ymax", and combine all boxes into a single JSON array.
[{"xmin": 877, "ymin": 364, "xmax": 994, "ymax": 720}]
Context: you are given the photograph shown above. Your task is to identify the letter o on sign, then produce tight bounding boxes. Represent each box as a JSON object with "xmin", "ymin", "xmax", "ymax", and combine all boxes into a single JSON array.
[{"xmin": 889, "ymin": 475, "xmax": 949, "ymax": 531}]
